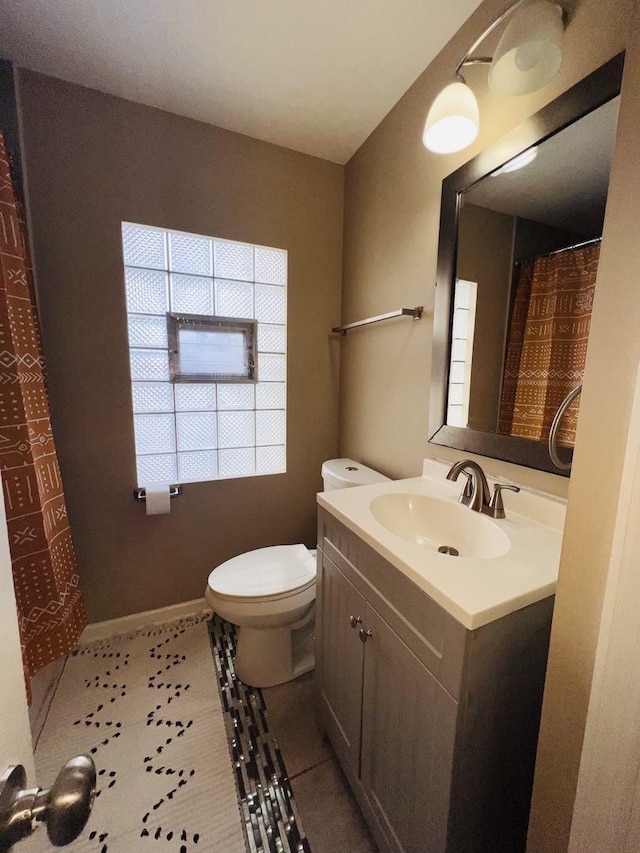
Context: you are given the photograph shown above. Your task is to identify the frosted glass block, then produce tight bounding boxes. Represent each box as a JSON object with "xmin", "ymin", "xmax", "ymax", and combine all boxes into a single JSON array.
[
  {"xmin": 170, "ymin": 274, "xmax": 213, "ymax": 314},
  {"xmin": 256, "ymin": 382, "xmax": 286, "ymax": 410},
  {"xmin": 174, "ymin": 384, "xmax": 217, "ymax": 411},
  {"xmin": 448, "ymin": 383, "xmax": 464, "ymax": 405},
  {"xmin": 132, "ymin": 382, "xmax": 174, "ymax": 413},
  {"xmin": 452, "ymin": 308, "xmax": 469, "ymax": 339},
  {"xmin": 176, "ymin": 412, "xmax": 217, "ymax": 451},
  {"xmin": 451, "ymin": 339, "xmax": 467, "ymax": 361},
  {"xmin": 130, "ymin": 349, "xmax": 170, "ymax": 381},
  {"xmin": 449, "ymin": 361, "xmax": 465, "ymax": 384},
  {"xmin": 257, "ymin": 323, "xmax": 286, "ymax": 353},
  {"xmin": 455, "ymin": 279, "xmax": 472, "ymax": 309},
  {"xmin": 128, "ymin": 314, "xmax": 168, "ymax": 349},
  {"xmin": 255, "ymin": 284, "xmax": 286, "ymax": 324},
  {"xmin": 125, "ymin": 268, "xmax": 168, "ymax": 314},
  {"xmin": 256, "ymin": 410, "xmax": 286, "ymax": 446},
  {"xmin": 254, "ymin": 247, "xmax": 287, "ymax": 285},
  {"xmin": 258, "ymin": 353, "xmax": 286, "ymax": 382},
  {"xmin": 447, "ymin": 405, "xmax": 464, "ymax": 427},
  {"xmin": 218, "ymin": 411, "xmax": 255, "ymax": 448},
  {"xmin": 217, "ymin": 384, "xmax": 255, "ymax": 410},
  {"xmin": 219, "ymin": 447, "xmax": 255, "ymax": 479},
  {"xmin": 215, "ymin": 279, "xmax": 253, "ymax": 319},
  {"xmin": 169, "ymin": 232, "xmax": 212, "ymax": 276},
  {"xmin": 134, "ymin": 414, "xmax": 176, "ymax": 455},
  {"xmin": 136, "ymin": 453, "xmax": 177, "ymax": 487},
  {"xmin": 122, "ymin": 224, "xmax": 167, "ymax": 269},
  {"xmin": 256, "ymin": 445, "xmax": 286, "ymax": 475},
  {"xmin": 178, "ymin": 451, "xmax": 218, "ymax": 483},
  {"xmin": 214, "ymin": 241, "xmax": 254, "ymax": 281}
]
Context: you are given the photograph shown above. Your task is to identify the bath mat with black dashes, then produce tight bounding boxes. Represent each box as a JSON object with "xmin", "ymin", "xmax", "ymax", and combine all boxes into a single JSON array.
[{"xmin": 22, "ymin": 617, "xmax": 246, "ymax": 853}]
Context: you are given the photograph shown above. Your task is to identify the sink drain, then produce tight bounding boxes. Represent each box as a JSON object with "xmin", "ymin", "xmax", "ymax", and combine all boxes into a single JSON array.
[{"xmin": 438, "ymin": 545, "xmax": 460, "ymax": 557}]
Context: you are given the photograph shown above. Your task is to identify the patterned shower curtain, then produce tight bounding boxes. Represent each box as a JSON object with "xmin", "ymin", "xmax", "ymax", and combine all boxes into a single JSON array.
[
  {"xmin": 0, "ymin": 133, "xmax": 86, "ymax": 694},
  {"xmin": 498, "ymin": 242, "xmax": 599, "ymax": 446}
]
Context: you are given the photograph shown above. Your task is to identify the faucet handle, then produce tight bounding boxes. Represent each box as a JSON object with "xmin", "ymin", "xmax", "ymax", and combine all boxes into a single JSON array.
[
  {"xmin": 458, "ymin": 470, "xmax": 474, "ymax": 506},
  {"xmin": 489, "ymin": 483, "xmax": 521, "ymax": 518}
]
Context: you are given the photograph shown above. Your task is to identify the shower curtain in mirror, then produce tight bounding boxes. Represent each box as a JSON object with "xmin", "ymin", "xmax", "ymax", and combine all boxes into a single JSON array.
[
  {"xmin": 498, "ymin": 242, "xmax": 600, "ymax": 446},
  {"xmin": 0, "ymin": 132, "xmax": 86, "ymax": 696}
]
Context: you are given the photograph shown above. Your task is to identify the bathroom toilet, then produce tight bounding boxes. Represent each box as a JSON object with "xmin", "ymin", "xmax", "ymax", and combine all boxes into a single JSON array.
[{"xmin": 205, "ymin": 458, "xmax": 389, "ymax": 687}]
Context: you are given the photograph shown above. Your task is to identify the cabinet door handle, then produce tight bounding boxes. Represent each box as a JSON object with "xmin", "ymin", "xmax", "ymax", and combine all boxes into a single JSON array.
[
  {"xmin": 359, "ymin": 628, "xmax": 373, "ymax": 644},
  {"xmin": 349, "ymin": 615, "xmax": 362, "ymax": 629}
]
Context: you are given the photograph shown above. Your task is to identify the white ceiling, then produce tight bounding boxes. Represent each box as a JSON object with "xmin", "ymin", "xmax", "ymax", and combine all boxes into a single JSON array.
[{"xmin": 0, "ymin": 0, "xmax": 483, "ymax": 164}]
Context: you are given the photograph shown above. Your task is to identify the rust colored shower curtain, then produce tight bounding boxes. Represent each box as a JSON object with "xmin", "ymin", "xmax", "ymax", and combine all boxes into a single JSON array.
[
  {"xmin": 0, "ymin": 133, "xmax": 86, "ymax": 694},
  {"xmin": 499, "ymin": 242, "xmax": 599, "ymax": 446}
]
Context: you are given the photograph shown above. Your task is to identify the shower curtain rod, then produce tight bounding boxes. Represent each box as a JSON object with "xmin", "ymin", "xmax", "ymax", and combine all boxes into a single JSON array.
[{"xmin": 517, "ymin": 235, "xmax": 602, "ymax": 264}]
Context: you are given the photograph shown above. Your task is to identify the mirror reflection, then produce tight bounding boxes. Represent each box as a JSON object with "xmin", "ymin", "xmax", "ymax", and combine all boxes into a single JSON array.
[
  {"xmin": 448, "ymin": 97, "xmax": 618, "ymax": 448},
  {"xmin": 430, "ymin": 56, "xmax": 624, "ymax": 475}
]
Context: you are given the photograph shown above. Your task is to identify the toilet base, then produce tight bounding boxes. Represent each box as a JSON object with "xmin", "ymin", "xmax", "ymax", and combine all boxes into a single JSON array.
[{"xmin": 234, "ymin": 604, "xmax": 315, "ymax": 688}]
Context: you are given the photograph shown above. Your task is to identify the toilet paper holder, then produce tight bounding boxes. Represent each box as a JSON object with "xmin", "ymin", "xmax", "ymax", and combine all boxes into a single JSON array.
[{"xmin": 134, "ymin": 485, "xmax": 183, "ymax": 502}]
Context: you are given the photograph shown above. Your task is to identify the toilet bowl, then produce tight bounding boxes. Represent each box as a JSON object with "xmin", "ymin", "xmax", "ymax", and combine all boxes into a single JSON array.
[{"xmin": 205, "ymin": 458, "xmax": 389, "ymax": 687}]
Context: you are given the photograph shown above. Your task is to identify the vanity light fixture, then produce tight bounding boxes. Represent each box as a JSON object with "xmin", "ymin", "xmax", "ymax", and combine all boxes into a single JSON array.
[
  {"xmin": 422, "ymin": 82, "xmax": 480, "ymax": 154},
  {"xmin": 423, "ymin": 0, "xmax": 565, "ymax": 155},
  {"xmin": 491, "ymin": 146, "xmax": 538, "ymax": 174}
]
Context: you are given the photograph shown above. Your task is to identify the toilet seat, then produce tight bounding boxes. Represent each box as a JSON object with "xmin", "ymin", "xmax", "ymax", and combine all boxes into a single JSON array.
[{"xmin": 207, "ymin": 544, "xmax": 316, "ymax": 603}]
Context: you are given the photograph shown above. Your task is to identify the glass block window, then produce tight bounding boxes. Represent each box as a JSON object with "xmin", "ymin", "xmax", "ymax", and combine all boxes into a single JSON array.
[
  {"xmin": 446, "ymin": 279, "xmax": 477, "ymax": 428},
  {"xmin": 122, "ymin": 223, "xmax": 287, "ymax": 486}
]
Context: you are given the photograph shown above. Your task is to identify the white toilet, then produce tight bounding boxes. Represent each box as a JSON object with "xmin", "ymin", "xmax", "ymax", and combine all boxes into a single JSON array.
[{"xmin": 205, "ymin": 458, "xmax": 389, "ymax": 687}]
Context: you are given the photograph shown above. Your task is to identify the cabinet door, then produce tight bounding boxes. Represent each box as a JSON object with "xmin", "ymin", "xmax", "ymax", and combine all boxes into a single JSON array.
[
  {"xmin": 361, "ymin": 607, "xmax": 458, "ymax": 853},
  {"xmin": 317, "ymin": 551, "xmax": 366, "ymax": 774}
]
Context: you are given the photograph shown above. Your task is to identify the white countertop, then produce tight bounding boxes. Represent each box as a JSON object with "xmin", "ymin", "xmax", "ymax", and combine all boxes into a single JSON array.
[{"xmin": 317, "ymin": 458, "xmax": 566, "ymax": 630}]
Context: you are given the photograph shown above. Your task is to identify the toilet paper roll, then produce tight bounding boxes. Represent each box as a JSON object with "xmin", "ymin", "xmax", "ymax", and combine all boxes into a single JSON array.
[{"xmin": 145, "ymin": 483, "xmax": 171, "ymax": 516}]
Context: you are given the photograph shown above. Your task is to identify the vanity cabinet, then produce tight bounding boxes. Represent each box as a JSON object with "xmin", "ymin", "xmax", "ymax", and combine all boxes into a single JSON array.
[{"xmin": 316, "ymin": 507, "xmax": 554, "ymax": 853}]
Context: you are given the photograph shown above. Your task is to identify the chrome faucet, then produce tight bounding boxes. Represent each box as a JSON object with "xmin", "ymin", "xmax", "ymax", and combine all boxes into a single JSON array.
[
  {"xmin": 445, "ymin": 459, "xmax": 520, "ymax": 518},
  {"xmin": 446, "ymin": 459, "xmax": 491, "ymax": 513}
]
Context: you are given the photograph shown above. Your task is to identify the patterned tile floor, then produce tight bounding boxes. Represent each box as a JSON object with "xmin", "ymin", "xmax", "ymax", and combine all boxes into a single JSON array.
[{"xmin": 208, "ymin": 615, "xmax": 311, "ymax": 853}]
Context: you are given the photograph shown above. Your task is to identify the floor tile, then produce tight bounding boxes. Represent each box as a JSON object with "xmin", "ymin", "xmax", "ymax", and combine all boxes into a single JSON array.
[
  {"xmin": 292, "ymin": 756, "xmax": 377, "ymax": 853},
  {"xmin": 29, "ymin": 656, "xmax": 66, "ymax": 746},
  {"xmin": 209, "ymin": 616, "xmax": 312, "ymax": 852},
  {"xmin": 262, "ymin": 672, "xmax": 332, "ymax": 778}
]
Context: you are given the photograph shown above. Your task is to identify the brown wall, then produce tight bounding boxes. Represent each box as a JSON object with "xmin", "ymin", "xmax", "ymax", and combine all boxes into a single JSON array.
[
  {"xmin": 17, "ymin": 71, "xmax": 344, "ymax": 623},
  {"xmin": 338, "ymin": 0, "xmax": 633, "ymax": 849},
  {"xmin": 457, "ymin": 202, "xmax": 514, "ymax": 433}
]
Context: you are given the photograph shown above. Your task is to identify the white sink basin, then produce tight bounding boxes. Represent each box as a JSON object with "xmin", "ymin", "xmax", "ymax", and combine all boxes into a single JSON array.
[
  {"xmin": 317, "ymin": 460, "xmax": 566, "ymax": 628},
  {"xmin": 369, "ymin": 493, "xmax": 511, "ymax": 559}
]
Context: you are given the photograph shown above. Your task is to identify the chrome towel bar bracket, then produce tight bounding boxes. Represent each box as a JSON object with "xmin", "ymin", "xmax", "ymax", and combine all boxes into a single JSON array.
[
  {"xmin": 332, "ymin": 306, "xmax": 423, "ymax": 335},
  {"xmin": 134, "ymin": 485, "xmax": 183, "ymax": 502}
]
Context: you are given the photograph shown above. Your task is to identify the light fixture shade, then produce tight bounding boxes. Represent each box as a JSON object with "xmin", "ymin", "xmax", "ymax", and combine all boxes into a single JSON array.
[
  {"xmin": 489, "ymin": 0, "xmax": 564, "ymax": 96},
  {"xmin": 423, "ymin": 82, "xmax": 479, "ymax": 154}
]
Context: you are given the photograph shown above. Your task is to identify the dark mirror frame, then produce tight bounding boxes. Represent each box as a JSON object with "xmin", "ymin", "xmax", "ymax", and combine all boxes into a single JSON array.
[{"xmin": 428, "ymin": 52, "xmax": 625, "ymax": 476}]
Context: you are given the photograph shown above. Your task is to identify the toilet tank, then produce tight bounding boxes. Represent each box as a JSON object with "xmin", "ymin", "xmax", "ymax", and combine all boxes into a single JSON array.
[{"xmin": 321, "ymin": 458, "xmax": 390, "ymax": 491}]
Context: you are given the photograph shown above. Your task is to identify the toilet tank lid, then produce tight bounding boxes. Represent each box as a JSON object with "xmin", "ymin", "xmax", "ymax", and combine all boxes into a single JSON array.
[
  {"xmin": 321, "ymin": 458, "xmax": 390, "ymax": 488},
  {"xmin": 208, "ymin": 544, "xmax": 315, "ymax": 598}
]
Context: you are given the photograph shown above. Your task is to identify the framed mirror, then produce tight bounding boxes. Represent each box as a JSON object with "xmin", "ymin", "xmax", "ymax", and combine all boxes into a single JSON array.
[{"xmin": 429, "ymin": 53, "xmax": 625, "ymax": 476}]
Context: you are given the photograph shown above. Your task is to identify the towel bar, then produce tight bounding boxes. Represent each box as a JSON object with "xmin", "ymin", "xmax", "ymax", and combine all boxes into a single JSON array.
[{"xmin": 332, "ymin": 306, "xmax": 423, "ymax": 335}]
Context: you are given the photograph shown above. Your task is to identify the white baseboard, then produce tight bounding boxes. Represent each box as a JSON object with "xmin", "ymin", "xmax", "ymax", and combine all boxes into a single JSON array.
[{"xmin": 80, "ymin": 598, "xmax": 212, "ymax": 644}]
